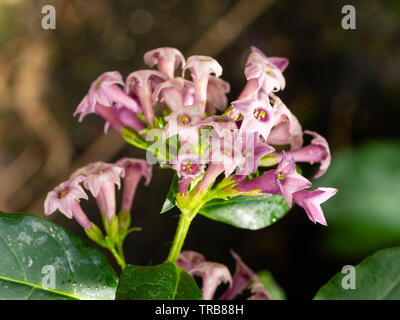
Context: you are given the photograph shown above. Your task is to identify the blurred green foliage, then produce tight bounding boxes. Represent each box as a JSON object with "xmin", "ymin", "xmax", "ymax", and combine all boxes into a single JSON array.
[{"xmin": 315, "ymin": 141, "xmax": 400, "ymax": 260}]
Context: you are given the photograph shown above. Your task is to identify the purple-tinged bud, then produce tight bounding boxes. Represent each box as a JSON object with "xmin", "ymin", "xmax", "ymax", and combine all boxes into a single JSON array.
[{"xmin": 115, "ymin": 158, "xmax": 152, "ymax": 214}]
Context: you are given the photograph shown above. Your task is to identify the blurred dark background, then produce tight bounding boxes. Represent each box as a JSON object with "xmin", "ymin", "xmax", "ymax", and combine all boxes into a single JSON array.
[{"xmin": 0, "ymin": 0, "xmax": 399, "ymax": 299}]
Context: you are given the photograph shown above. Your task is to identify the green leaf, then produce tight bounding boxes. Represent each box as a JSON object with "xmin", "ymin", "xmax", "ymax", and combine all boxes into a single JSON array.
[
  {"xmin": 160, "ymin": 174, "xmax": 179, "ymax": 214},
  {"xmin": 115, "ymin": 262, "xmax": 203, "ymax": 300},
  {"xmin": 313, "ymin": 141, "xmax": 400, "ymax": 259},
  {"xmin": 0, "ymin": 212, "xmax": 118, "ymax": 300},
  {"xmin": 257, "ymin": 270, "xmax": 286, "ymax": 300},
  {"xmin": 199, "ymin": 194, "xmax": 290, "ymax": 230},
  {"xmin": 314, "ymin": 247, "xmax": 400, "ymax": 300}
]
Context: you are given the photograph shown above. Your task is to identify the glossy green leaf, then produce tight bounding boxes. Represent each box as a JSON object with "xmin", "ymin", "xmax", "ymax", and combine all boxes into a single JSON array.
[
  {"xmin": 314, "ymin": 247, "xmax": 400, "ymax": 300},
  {"xmin": 257, "ymin": 270, "xmax": 286, "ymax": 300},
  {"xmin": 115, "ymin": 262, "xmax": 203, "ymax": 300},
  {"xmin": 0, "ymin": 212, "xmax": 118, "ymax": 300},
  {"xmin": 199, "ymin": 194, "xmax": 290, "ymax": 230},
  {"xmin": 314, "ymin": 141, "xmax": 400, "ymax": 259},
  {"xmin": 160, "ymin": 174, "xmax": 179, "ymax": 214}
]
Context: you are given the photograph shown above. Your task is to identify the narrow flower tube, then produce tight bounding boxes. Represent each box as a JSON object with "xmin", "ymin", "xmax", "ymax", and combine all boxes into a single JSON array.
[
  {"xmin": 235, "ymin": 154, "xmax": 311, "ymax": 207},
  {"xmin": 115, "ymin": 158, "xmax": 152, "ymax": 214},
  {"xmin": 183, "ymin": 56, "xmax": 223, "ymax": 113},
  {"xmin": 104, "ymin": 104, "xmax": 146, "ymax": 134},
  {"xmin": 125, "ymin": 70, "xmax": 168, "ymax": 126},
  {"xmin": 196, "ymin": 163, "xmax": 225, "ymax": 192}
]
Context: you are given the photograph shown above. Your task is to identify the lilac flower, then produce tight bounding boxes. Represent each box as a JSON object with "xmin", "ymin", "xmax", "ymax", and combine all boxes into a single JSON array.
[
  {"xmin": 183, "ymin": 56, "xmax": 223, "ymax": 112},
  {"xmin": 250, "ymin": 46, "xmax": 289, "ymax": 72},
  {"xmin": 232, "ymin": 90, "xmax": 275, "ymax": 140},
  {"xmin": 209, "ymin": 131, "xmax": 245, "ymax": 177},
  {"xmin": 164, "ymin": 105, "xmax": 204, "ymax": 146},
  {"xmin": 240, "ymin": 48, "xmax": 288, "ymax": 98},
  {"xmin": 190, "ymin": 262, "xmax": 232, "ymax": 300},
  {"xmin": 205, "ymin": 76, "xmax": 230, "ymax": 114},
  {"xmin": 293, "ymin": 187, "xmax": 338, "ymax": 225},
  {"xmin": 194, "ymin": 115, "xmax": 238, "ymax": 138},
  {"xmin": 177, "ymin": 250, "xmax": 206, "ymax": 272},
  {"xmin": 220, "ymin": 250, "xmax": 270, "ymax": 300},
  {"xmin": 267, "ymin": 93, "xmax": 303, "ymax": 149},
  {"xmin": 276, "ymin": 130, "xmax": 331, "ymax": 178},
  {"xmin": 144, "ymin": 47, "xmax": 185, "ymax": 79},
  {"xmin": 74, "ymin": 71, "xmax": 141, "ymax": 123},
  {"xmin": 115, "ymin": 158, "xmax": 152, "ymax": 214},
  {"xmin": 237, "ymin": 133, "xmax": 275, "ymax": 176},
  {"xmin": 170, "ymin": 153, "xmax": 206, "ymax": 182},
  {"xmin": 44, "ymin": 176, "xmax": 91, "ymax": 230},
  {"xmin": 235, "ymin": 154, "xmax": 312, "ymax": 207},
  {"xmin": 248, "ymin": 281, "xmax": 272, "ymax": 300},
  {"xmin": 125, "ymin": 70, "xmax": 168, "ymax": 126},
  {"xmin": 70, "ymin": 162, "xmax": 124, "ymax": 222}
]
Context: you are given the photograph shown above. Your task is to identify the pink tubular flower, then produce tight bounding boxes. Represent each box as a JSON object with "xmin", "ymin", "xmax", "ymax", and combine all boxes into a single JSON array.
[
  {"xmin": 144, "ymin": 47, "xmax": 185, "ymax": 79},
  {"xmin": 237, "ymin": 132, "xmax": 275, "ymax": 176},
  {"xmin": 220, "ymin": 250, "xmax": 270, "ymax": 300},
  {"xmin": 115, "ymin": 158, "xmax": 152, "ymax": 214},
  {"xmin": 190, "ymin": 262, "xmax": 232, "ymax": 300},
  {"xmin": 170, "ymin": 152, "xmax": 206, "ymax": 182},
  {"xmin": 235, "ymin": 154, "xmax": 312, "ymax": 207},
  {"xmin": 232, "ymin": 90, "xmax": 275, "ymax": 140},
  {"xmin": 267, "ymin": 93, "xmax": 303, "ymax": 149},
  {"xmin": 74, "ymin": 71, "xmax": 141, "ymax": 123},
  {"xmin": 183, "ymin": 55, "xmax": 223, "ymax": 112},
  {"xmin": 164, "ymin": 105, "xmax": 204, "ymax": 146},
  {"xmin": 238, "ymin": 47, "xmax": 288, "ymax": 99},
  {"xmin": 177, "ymin": 250, "xmax": 206, "ymax": 272},
  {"xmin": 125, "ymin": 70, "xmax": 168, "ymax": 126},
  {"xmin": 70, "ymin": 162, "xmax": 124, "ymax": 222},
  {"xmin": 205, "ymin": 76, "xmax": 231, "ymax": 114},
  {"xmin": 276, "ymin": 130, "xmax": 331, "ymax": 178},
  {"xmin": 44, "ymin": 176, "xmax": 92, "ymax": 230},
  {"xmin": 195, "ymin": 115, "xmax": 237, "ymax": 138},
  {"xmin": 293, "ymin": 187, "xmax": 338, "ymax": 225}
]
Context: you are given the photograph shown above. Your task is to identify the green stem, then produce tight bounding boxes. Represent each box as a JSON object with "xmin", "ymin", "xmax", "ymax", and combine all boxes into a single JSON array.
[
  {"xmin": 109, "ymin": 245, "xmax": 126, "ymax": 271},
  {"xmin": 167, "ymin": 211, "xmax": 193, "ymax": 263}
]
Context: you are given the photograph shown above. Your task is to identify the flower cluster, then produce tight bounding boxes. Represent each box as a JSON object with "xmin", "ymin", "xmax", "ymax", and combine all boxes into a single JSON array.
[
  {"xmin": 44, "ymin": 158, "xmax": 151, "ymax": 268},
  {"xmin": 72, "ymin": 46, "xmax": 336, "ymax": 225},
  {"xmin": 177, "ymin": 250, "xmax": 271, "ymax": 300}
]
